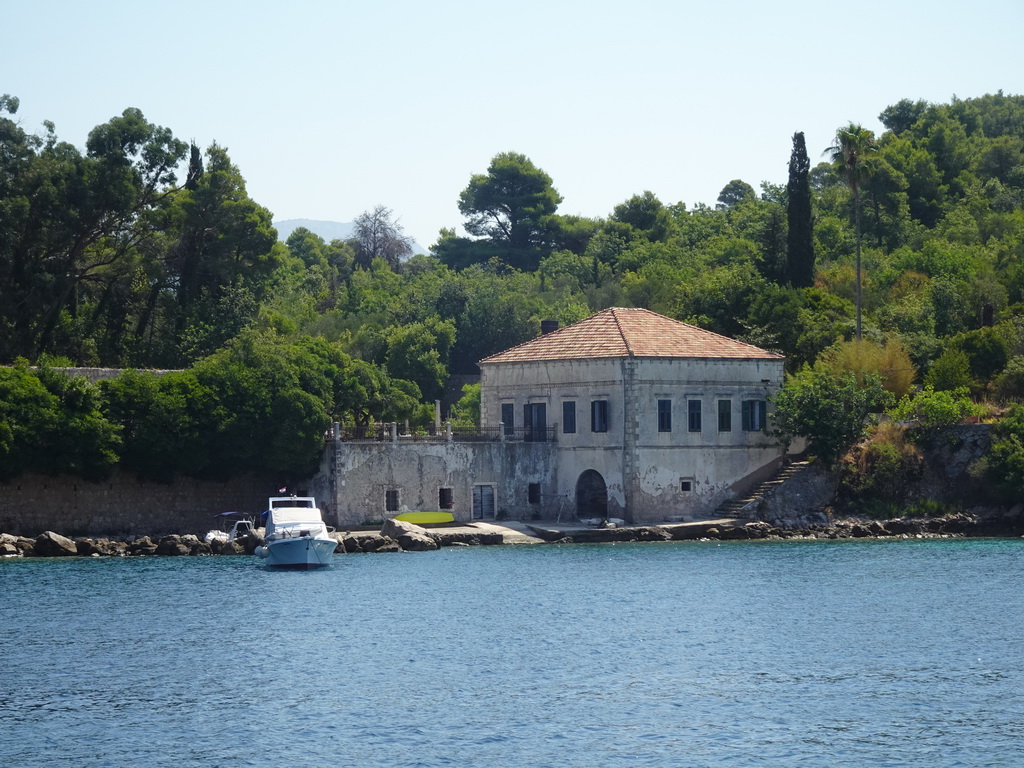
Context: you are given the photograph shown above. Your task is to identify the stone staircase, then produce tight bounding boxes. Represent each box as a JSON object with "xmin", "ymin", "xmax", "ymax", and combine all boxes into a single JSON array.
[{"xmin": 716, "ymin": 460, "xmax": 812, "ymax": 518}]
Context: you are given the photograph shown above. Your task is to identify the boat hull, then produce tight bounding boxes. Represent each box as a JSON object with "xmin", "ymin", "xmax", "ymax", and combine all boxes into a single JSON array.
[{"xmin": 258, "ymin": 535, "xmax": 337, "ymax": 569}]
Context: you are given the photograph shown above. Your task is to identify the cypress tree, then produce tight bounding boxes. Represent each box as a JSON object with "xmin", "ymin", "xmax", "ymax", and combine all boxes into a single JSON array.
[{"xmin": 786, "ymin": 131, "xmax": 815, "ymax": 287}]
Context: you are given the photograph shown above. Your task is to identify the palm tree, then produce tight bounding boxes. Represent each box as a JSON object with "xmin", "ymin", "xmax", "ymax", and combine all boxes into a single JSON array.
[{"xmin": 825, "ymin": 123, "xmax": 877, "ymax": 340}]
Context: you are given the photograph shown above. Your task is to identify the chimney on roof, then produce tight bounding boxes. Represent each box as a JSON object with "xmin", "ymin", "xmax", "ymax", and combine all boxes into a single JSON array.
[{"xmin": 540, "ymin": 319, "xmax": 559, "ymax": 335}]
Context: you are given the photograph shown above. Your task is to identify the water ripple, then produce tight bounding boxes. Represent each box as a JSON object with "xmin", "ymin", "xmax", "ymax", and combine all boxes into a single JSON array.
[{"xmin": 1, "ymin": 539, "xmax": 1023, "ymax": 767}]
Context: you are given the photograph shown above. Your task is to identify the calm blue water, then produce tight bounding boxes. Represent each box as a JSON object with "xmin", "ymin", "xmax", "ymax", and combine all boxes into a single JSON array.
[{"xmin": 2, "ymin": 538, "xmax": 1023, "ymax": 767}]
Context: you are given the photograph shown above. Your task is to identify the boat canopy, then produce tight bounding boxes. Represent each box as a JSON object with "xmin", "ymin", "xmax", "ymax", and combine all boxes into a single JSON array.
[{"xmin": 268, "ymin": 508, "xmax": 323, "ymax": 524}]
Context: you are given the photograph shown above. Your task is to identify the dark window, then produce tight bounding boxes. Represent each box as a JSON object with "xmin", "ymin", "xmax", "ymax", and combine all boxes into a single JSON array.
[
  {"xmin": 718, "ymin": 400, "xmax": 732, "ymax": 432},
  {"xmin": 524, "ymin": 402, "xmax": 547, "ymax": 442},
  {"xmin": 438, "ymin": 487, "xmax": 454, "ymax": 510},
  {"xmin": 688, "ymin": 399, "xmax": 702, "ymax": 432},
  {"xmin": 742, "ymin": 400, "xmax": 767, "ymax": 431},
  {"xmin": 657, "ymin": 399, "xmax": 672, "ymax": 432},
  {"xmin": 528, "ymin": 483, "xmax": 541, "ymax": 504},
  {"xmin": 680, "ymin": 479, "xmax": 693, "ymax": 492},
  {"xmin": 500, "ymin": 403, "xmax": 514, "ymax": 432},
  {"xmin": 591, "ymin": 400, "xmax": 609, "ymax": 433},
  {"xmin": 562, "ymin": 401, "xmax": 576, "ymax": 434},
  {"xmin": 385, "ymin": 489, "xmax": 400, "ymax": 512}
]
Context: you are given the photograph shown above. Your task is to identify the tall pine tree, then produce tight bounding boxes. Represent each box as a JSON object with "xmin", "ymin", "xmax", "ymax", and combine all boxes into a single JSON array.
[{"xmin": 786, "ymin": 131, "xmax": 814, "ymax": 287}]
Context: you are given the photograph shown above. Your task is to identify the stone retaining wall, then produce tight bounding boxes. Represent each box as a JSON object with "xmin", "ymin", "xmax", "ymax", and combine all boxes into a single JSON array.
[{"xmin": 0, "ymin": 470, "xmax": 281, "ymax": 537}]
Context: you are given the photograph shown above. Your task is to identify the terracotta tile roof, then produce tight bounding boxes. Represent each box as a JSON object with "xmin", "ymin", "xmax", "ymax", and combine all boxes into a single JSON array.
[{"xmin": 479, "ymin": 308, "xmax": 783, "ymax": 365}]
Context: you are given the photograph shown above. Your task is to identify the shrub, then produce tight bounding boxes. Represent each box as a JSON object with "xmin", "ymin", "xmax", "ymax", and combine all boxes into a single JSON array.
[
  {"xmin": 925, "ymin": 347, "xmax": 974, "ymax": 391},
  {"xmin": 994, "ymin": 355, "xmax": 1024, "ymax": 402},
  {"xmin": 817, "ymin": 336, "xmax": 916, "ymax": 397},
  {"xmin": 770, "ymin": 369, "xmax": 890, "ymax": 467},
  {"xmin": 985, "ymin": 404, "xmax": 1024, "ymax": 502},
  {"xmin": 0, "ymin": 362, "xmax": 120, "ymax": 481},
  {"xmin": 889, "ymin": 386, "xmax": 982, "ymax": 443},
  {"xmin": 840, "ymin": 421, "xmax": 923, "ymax": 511},
  {"xmin": 904, "ymin": 498, "xmax": 956, "ymax": 518}
]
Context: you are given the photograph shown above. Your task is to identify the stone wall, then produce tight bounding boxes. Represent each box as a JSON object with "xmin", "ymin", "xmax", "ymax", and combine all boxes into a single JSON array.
[
  {"xmin": 329, "ymin": 438, "xmax": 557, "ymax": 526},
  {"xmin": 0, "ymin": 470, "xmax": 283, "ymax": 537}
]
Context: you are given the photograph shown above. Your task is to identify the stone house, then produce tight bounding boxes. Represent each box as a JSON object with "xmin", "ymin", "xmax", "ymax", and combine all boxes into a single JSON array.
[{"xmin": 322, "ymin": 308, "xmax": 786, "ymax": 525}]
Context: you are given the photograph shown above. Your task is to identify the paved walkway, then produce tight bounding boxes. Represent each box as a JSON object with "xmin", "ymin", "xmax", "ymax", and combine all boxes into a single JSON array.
[
  {"xmin": 336, "ymin": 517, "xmax": 742, "ymax": 545},
  {"xmin": 463, "ymin": 517, "xmax": 741, "ymax": 544}
]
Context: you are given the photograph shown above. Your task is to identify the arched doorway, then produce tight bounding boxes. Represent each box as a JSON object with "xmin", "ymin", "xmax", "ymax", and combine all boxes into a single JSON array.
[{"xmin": 575, "ymin": 470, "xmax": 607, "ymax": 519}]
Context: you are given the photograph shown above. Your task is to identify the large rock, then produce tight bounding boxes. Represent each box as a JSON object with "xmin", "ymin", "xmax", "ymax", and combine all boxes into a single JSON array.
[
  {"xmin": 633, "ymin": 526, "xmax": 673, "ymax": 542},
  {"xmin": 849, "ymin": 524, "xmax": 872, "ymax": 538},
  {"xmin": 234, "ymin": 533, "xmax": 264, "ymax": 555},
  {"xmin": 74, "ymin": 538, "xmax": 125, "ymax": 557},
  {"xmin": 156, "ymin": 535, "xmax": 190, "ymax": 556},
  {"xmin": 179, "ymin": 534, "xmax": 205, "ymax": 555},
  {"xmin": 360, "ymin": 534, "xmax": 399, "ymax": 553},
  {"xmin": 669, "ymin": 523, "xmax": 720, "ymax": 541},
  {"xmin": 338, "ymin": 535, "xmax": 365, "ymax": 553},
  {"xmin": 433, "ymin": 531, "xmax": 481, "ymax": 547},
  {"xmin": 35, "ymin": 531, "xmax": 78, "ymax": 557},
  {"xmin": 211, "ymin": 538, "xmax": 243, "ymax": 555},
  {"xmin": 939, "ymin": 513, "xmax": 975, "ymax": 535},
  {"xmin": 380, "ymin": 518, "xmax": 439, "ymax": 552},
  {"xmin": 0, "ymin": 533, "xmax": 20, "ymax": 557},
  {"xmin": 128, "ymin": 536, "xmax": 158, "ymax": 556},
  {"xmin": 743, "ymin": 521, "xmax": 772, "ymax": 539},
  {"xmin": 718, "ymin": 525, "xmax": 751, "ymax": 540},
  {"xmin": 884, "ymin": 518, "xmax": 922, "ymax": 535}
]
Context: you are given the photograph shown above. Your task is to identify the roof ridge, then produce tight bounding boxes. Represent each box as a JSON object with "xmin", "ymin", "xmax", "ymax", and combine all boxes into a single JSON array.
[{"xmin": 610, "ymin": 307, "xmax": 635, "ymax": 357}]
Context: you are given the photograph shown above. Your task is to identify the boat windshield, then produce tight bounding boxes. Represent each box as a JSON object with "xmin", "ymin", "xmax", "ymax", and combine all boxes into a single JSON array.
[{"xmin": 270, "ymin": 498, "xmax": 314, "ymax": 509}]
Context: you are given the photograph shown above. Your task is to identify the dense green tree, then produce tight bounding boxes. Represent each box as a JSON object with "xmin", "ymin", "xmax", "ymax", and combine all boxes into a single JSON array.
[
  {"xmin": 611, "ymin": 191, "xmax": 671, "ymax": 241},
  {"xmin": 162, "ymin": 144, "xmax": 280, "ymax": 362},
  {"xmin": 286, "ymin": 227, "xmax": 329, "ymax": 270},
  {"xmin": 384, "ymin": 317, "xmax": 456, "ymax": 402},
  {"xmin": 448, "ymin": 268, "xmax": 542, "ymax": 373},
  {"xmin": 951, "ymin": 325, "xmax": 1013, "ymax": 382},
  {"xmin": 0, "ymin": 102, "xmax": 188, "ymax": 362},
  {"xmin": 548, "ymin": 214, "xmax": 603, "ymax": 256},
  {"xmin": 0, "ymin": 361, "xmax": 119, "ymax": 481},
  {"xmin": 787, "ymin": 132, "xmax": 815, "ymax": 287},
  {"xmin": 716, "ymin": 179, "xmax": 756, "ymax": 210},
  {"xmin": 457, "ymin": 151, "xmax": 562, "ymax": 270},
  {"xmin": 879, "ymin": 98, "xmax": 929, "ymax": 134},
  {"xmin": 770, "ymin": 369, "xmax": 889, "ymax": 467}
]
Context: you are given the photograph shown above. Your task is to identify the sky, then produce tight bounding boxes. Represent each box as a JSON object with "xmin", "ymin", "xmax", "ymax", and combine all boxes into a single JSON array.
[{"xmin": 5, "ymin": 0, "xmax": 1023, "ymax": 249}]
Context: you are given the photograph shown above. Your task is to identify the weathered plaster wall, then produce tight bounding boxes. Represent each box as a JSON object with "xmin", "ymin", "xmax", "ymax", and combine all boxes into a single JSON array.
[
  {"xmin": 479, "ymin": 355, "xmax": 786, "ymax": 522},
  {"xmin": 329, "ymin": 439, "xmax": 557, "ymax": 525},
  {"xmin": 0, "ymin": 470, "xmax": 281, "ymax": 537}
]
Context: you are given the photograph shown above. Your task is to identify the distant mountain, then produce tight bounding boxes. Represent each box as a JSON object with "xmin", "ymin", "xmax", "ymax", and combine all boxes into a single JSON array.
[{"xmin": 273, "ymin": 218, "xmax": 427, "ymax": 256}]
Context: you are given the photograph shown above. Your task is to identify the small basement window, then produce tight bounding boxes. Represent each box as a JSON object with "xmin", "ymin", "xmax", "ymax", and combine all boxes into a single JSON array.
[
  {"xmin": 528, "ymin": 483, "xmax": 541, "ymax": 504},
  {"xmin": 680, "ymin": 478, "xmax": 693, "ymax": 493}
]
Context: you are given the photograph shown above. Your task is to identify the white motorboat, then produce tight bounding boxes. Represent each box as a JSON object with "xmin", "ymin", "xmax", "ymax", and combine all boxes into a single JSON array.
[
  {"xmin": 204, "ymin": 512, "xmax": 257, "ymax": 544},
  {"xmin": 254, "ymin": 496, "xmax": 336, "ymax": 569}
]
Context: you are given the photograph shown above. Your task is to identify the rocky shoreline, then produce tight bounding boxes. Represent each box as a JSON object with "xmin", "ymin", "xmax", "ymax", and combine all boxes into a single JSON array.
[{"xmin": 3, "ymin": 510, "xmax": 1022, "ymax": 560}]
